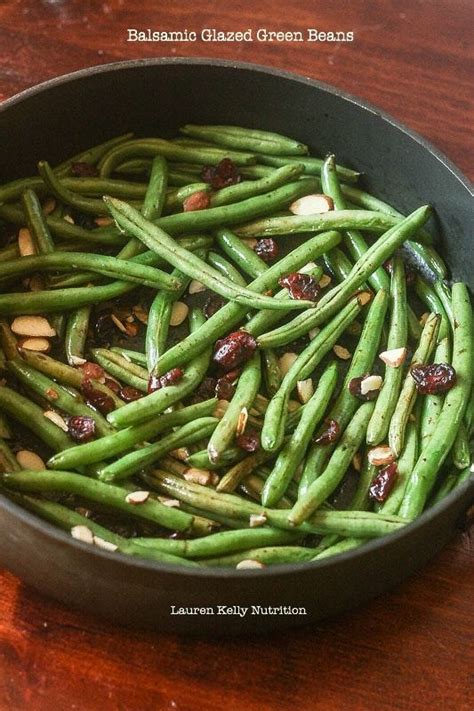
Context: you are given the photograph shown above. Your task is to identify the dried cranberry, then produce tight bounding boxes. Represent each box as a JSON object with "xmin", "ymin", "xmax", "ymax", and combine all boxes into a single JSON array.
[
  {"xmin": 78, "ymin": 361, "xmax": 105, "ymax": 382},
  {"xmin": 70, "ymin": 162, "xmax": 99, "ymax": 177},
  {"xmin": 94, "ymin": 312, "xmax": 115, "ymax": 345},
  {"xmin": 236, "ymin": 430, "xmax": 260, "ymax": 453},
  {"xmin": 255, "ymin": 239, "xmax": 279, "ymax": 262},
  {"xmin": 278, "ymin": 273, "xmax": 320, "ymax": 301},
  {"xmin": 192, "ymin": 377, "xmax": 218, "ymax": 403},
  {"xmin": 213, "ymin": 331, "xmax": 257, "ymax": 372},
  {"xmin": 148, "ymin": 367, "xmax": 184, "ymax": 393},
  {"xmin": 104, "ymin": 377, "xmax": 121, "ymax": 394},
  {"xmin": 410, "ymin": 363, "xmax": 457, "ymax": 395},
  {"xmin": 203, "ymin": 295, "xmax": 225, "ymax": 319},
  {"xmin": 201, "ymin": 158, "xmax": 241, "ymax": 189},
  {"xmin": 314, "ymin": 419, "xmax": 340, "ymax": 446},
  {"xmin": 348, "ymin": 375, "xmax": 380, "ymax": 401},
  {"xmin": 183, "ymin": 190, "xmax": 210, "ymax": 212},
  {"xmin": 67, "ymin": 416, "xmax": 96, "ymax": 443},
  {"xmin": 81, "ymin": 380, "xmax": 115, "ymax": 415},
  {"xmin": 369, "ymin": 462, "xmax": 398, "ymax": 502},
  {"xmin": 119, "ymin": 386, "xmax": 143, "ymax": 402},
  {"xmin": 215, "ymin": 377, "xmax": 235, "ymax": 401}
]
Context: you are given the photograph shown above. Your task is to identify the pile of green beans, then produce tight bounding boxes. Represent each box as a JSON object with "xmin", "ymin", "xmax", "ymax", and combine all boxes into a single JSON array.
[{"xmin": 0, "ymin": 124, "xmax": 471, "ymax": 570}]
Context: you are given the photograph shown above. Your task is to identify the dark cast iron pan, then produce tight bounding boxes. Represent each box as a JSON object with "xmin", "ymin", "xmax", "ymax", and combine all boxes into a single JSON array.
[{"xmin": 0, "ymin": 58, "xmax": 472, "ymax": 635}]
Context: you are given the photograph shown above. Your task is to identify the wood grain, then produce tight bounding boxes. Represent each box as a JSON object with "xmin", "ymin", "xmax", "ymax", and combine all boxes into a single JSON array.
[{"xmin": 0, "ymin": 1, "xmax": 473, "ymax": 709}]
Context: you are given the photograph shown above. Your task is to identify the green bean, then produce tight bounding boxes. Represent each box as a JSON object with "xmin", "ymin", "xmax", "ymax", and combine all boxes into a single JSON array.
[
  {"xmin": 142, "ymin": 155, "xmax": 168, "ymax": 220},
  {"xmin": 367, "ymin": 257, "xmax": 408, "ymax": 445},
  {"xmin": 399, "ymin": 283, "xmax": 473, "ymax": 518},
  {"xmin": 98, "ymin": 138, "xmax": 257, "ymax": 177},
  {"xmin": 379, "ymin": 422, "xmax": 418, "ymax": 515},
  {"xmin": 0, "ymin": 251, "xmax": 180, "ymax": 291},
  {"xmin": 187, "ymin": 446, "xmax": 246, "ymax": 471},
  {"xmin": 180, "ymin": 124, "xmax": 309, "ymax": 156},
  {"xmin": 298, "ymin": 288, "xmax": 389, "ymax": 495},
  {"xmin": 0, "ymin": 439, "xmax": 20, "ymax": 472},
  {"xmin": 20, "ymin": 350, "xmax": 125, "ymax": 410},
  {"xmin": 210, "ymin": 164, "xmax": 305, "ymax": 207},
  {"xmin": 110, "ymin": 347, "xmax": 147, "ymax": 366},
  {"xmin": 235, "ymin": 209, "xmax": 406, "ymax": 239},
  {"xmin": 262, "ymin": 361, "xmax": 338, "ymax": 507},
  {"xmin": 312, "ymin": 537, "xmax": 366, "ymax": 560},
  {"xmin": 348, "ymin": 456, "xmax": 378, "ymax": 513},
  {"xmin": 207, "ymin": 251, "xmax": 247, "ymax": 286},
  {"xmin": 256, "ymin": 153, "xmax": 360, "ymax": 183},
  {"xmin": 55, "ymin": 132, "xmax": 134, "ymax": 176},
  {"xmin": 452, "ymin": 423, "xmax": 471, "ymax": 469},
  {"xmin": 0, "ymin": 385, "xmax": 72, "ymax": 452},
  {"xmin": 258, "ymin": 207, "xmax": 430, "ymax": 348},
  {"xmin": 21, "ymin": 189, "xmax": 55, "ymax": 253},
  {"xmin": 262, "ymin": 349, "xmax": 282, "ymax": 397},
  {"xmin": 0, "ymin": 319, "xmax": 18, "ymax": 361},
  {"xmin": 433, "ymin": 280, "xmax": 454, "ymax": 327},
  {"xmin": 97, "ymin": 417, "xmax": 218, "ymax": 483},
  {"xmin": 322, "ymin": 155, "xmax": 389, "ymax": 292},
  {"xmin": 149, "ymin": 470, "xmax": 406, "ymax": 538},
  {"xmin": 207, "ymin": 352, "xmax": 261, "ymax": 463},
  {"xmin": 48, "ymin": 399, "xmax": 216, "ymax": 470},
  {"xmin": 170, "ymin": 161, "xmax": 275, "ymax": 181},
  {"xmin": 105, "ymin": 196, "xmax": 316, "ymax": 311},
  {"xmin": 289, "ymin": 401, "xmax": 376, "ymax": 525},
  {"xmin": 107, "ymin": 308, "xmax": 212, "ymax": 428},
  {"xmin": 154, "ymin": 230, "xmax": 342, "ymax": 375},
  {"xmin": 202, "ymin": 546, "xmax": 318, "ymax": 567},
  {"xmin": 65, "ymin": 305, "xmax": 91, "ymax": 366},
  {"xmin": 7, "ymin": 358, "xmax": 114, "ymax": 438},
  {"xmin": 455, "ymin": 466, "xmax": 473, "ymax": 488},
  {"xmin": 323, "ymin": 247, "xmax": 353, "ymax": 282},
  {"xmin": 262, "ymin": 297, "xmax": 362, "ymax": 452},
  {"xmin": 430, "ymin": 473, "xmax": 458, "ymax": 505},
  {"xmin": 2, "ymin": 469, "xmax": 196, "ymax": 532},
  {"xmin": 388, "ymin": 313, "xmax": 440, "ymax": 457},
  {"xmin": 135, "ymin": 526, "xmax": 300, "ymax": 559},
  {"xmin": 214, "ymin": 227, "xmax": 267, "ymax": 279},
  {"xmin": 0, "ymin": 413, "xmax": 11, "ymax": 438},
  {"xmin": 90, "ymin": 349, "xmax": 148, "ymax": 392}
]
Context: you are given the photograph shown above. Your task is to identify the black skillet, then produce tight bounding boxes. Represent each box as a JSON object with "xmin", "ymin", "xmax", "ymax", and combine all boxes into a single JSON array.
[{"xmin": 0, "ymin": 59, "xmax": 472, "ymax": 635}]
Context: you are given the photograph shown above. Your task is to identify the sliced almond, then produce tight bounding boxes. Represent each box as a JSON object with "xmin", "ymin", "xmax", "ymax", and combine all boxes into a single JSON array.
[
  {"xmin": 132, "ymin": 305, "xmax": 149, "ymax": 324},
  {"xmin": 170, "ymin": 301, "xmax": 189, "ymax": 327},
  {"xmin": 368, "ymin": 445, "xmax": 395, "ymax": 467},
  {"xmin": 29, "ymin": 275, "xmax": 46, "ymax": 292},
  {"xmin": 360, "ymin": 375, "xmax": 383, "ymax": 396},
  {"xmin": 94, "ymin": 216, "xmax": 114, "ymax": 227},
  {"xmin": 63, "ymin": 214, "xmax": 75, "ymax": 225},
  {"xmin": 333, "ymin": 344, "xmax": 351, "ymax": 360},
  {"xmin": 69, "ymin": 355, "xmax": 87, "ymax": 366},
  {"xmin": 241, "ymin": 238, "xmax": 258, "ymax": 250},
  {"xmin": 236, "ymin": 407, "xmax": 249, "ymax": 436},
  {"xmin": 71, "ymin": 525, "xmax": 94, "ymax": 544},
  {"xmin": 188, "ymin": 279, "xmax": 206, "ymax": 294},
  {"xmin": 279, "ymin": 352, "xmax": 298, "ymax": 376},
  {"xmin": 11, "ymin": 315, "xmax": 56, "ymax": 338},
  {"xmin": 170, "ymin": 447, "xmax": 190, "ymax": 461},
  {"xmin": 318, "ymin": 274, "xmax": 332, "ymax": 289},
  {"xmin": 249, "ymin": 513, "xmax": 267, "ymax": 528},
  {"xmin": 357, "ymin": 291, "xmax": 373, "ymax": 307},
  {"xmin": 43, "ymin": 409, "xmax": 69, "ymax": 431},
  {"xmin": 18, "ymin": 337, "xmax": 51, "ymax": 353},
  {"xmin": 296, "ymin": 378, "xmax": 314, "ymax": 404},
  {"xmin": 18, "ymin": 227, "xmax": 36, "ymax": 256},
  {"xmin": 308, "ymin": 327, "xmax": 320, "ymax": 341},
  {"xmin": 42, "ymin": 197, "xmax": 56, "ymax": 216},
  {"xmin": 298, "ymin": 261, "xmax": 317, "ymax": 274},
  {"xmin": 93, "ymin": 536, "xmax": 118, "ymax": 551},
  {"xmin": 158, "ymin": 497, "xmax": 181, "ymax": 508},
  {"xmin": 419, "ymin": 312, "xmax": 429, "ymax": 327},
  {"xmin": 379, "ymin": 347, "xmax": 408, "ymax": 368},
  {"xmin": 287, "ymin": 400, "xmax": 301, "ymax": 413},
  {"xmin": 352, "ymin": 453, "xmax": 363, "ymax": 472},
  {"xmin": 16, "ymin": 450, "xmax": 45, "ymax": 470},
  {"xmin": 289, "ymin": 194, "xmax": 334, "ymax": 215},
  {"xmin": 125, "ymin": 490, "xmax": 150, "ymax": 505},
  {"xmin": 184, "ymin": 468, "xmax": 217, "ymax": 486},
  {"xmin": 236, "ymin": 559, "xmax": 266, "ymax": 570},
  {"xmin": 111, "ymin": 313, "xmax": 127, "ymax": 333}
]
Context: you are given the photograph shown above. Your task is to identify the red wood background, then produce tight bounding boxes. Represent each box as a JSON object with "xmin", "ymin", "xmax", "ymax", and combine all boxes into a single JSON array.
[{"xmin": 0, "ymin": 1, "xmax": 473, "ymax": 709}]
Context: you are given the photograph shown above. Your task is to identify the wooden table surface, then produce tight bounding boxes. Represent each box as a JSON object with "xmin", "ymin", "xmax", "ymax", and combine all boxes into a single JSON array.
[{"xmin": 0, "ymin": 1, "xmax": 473, "ymax": 709}]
